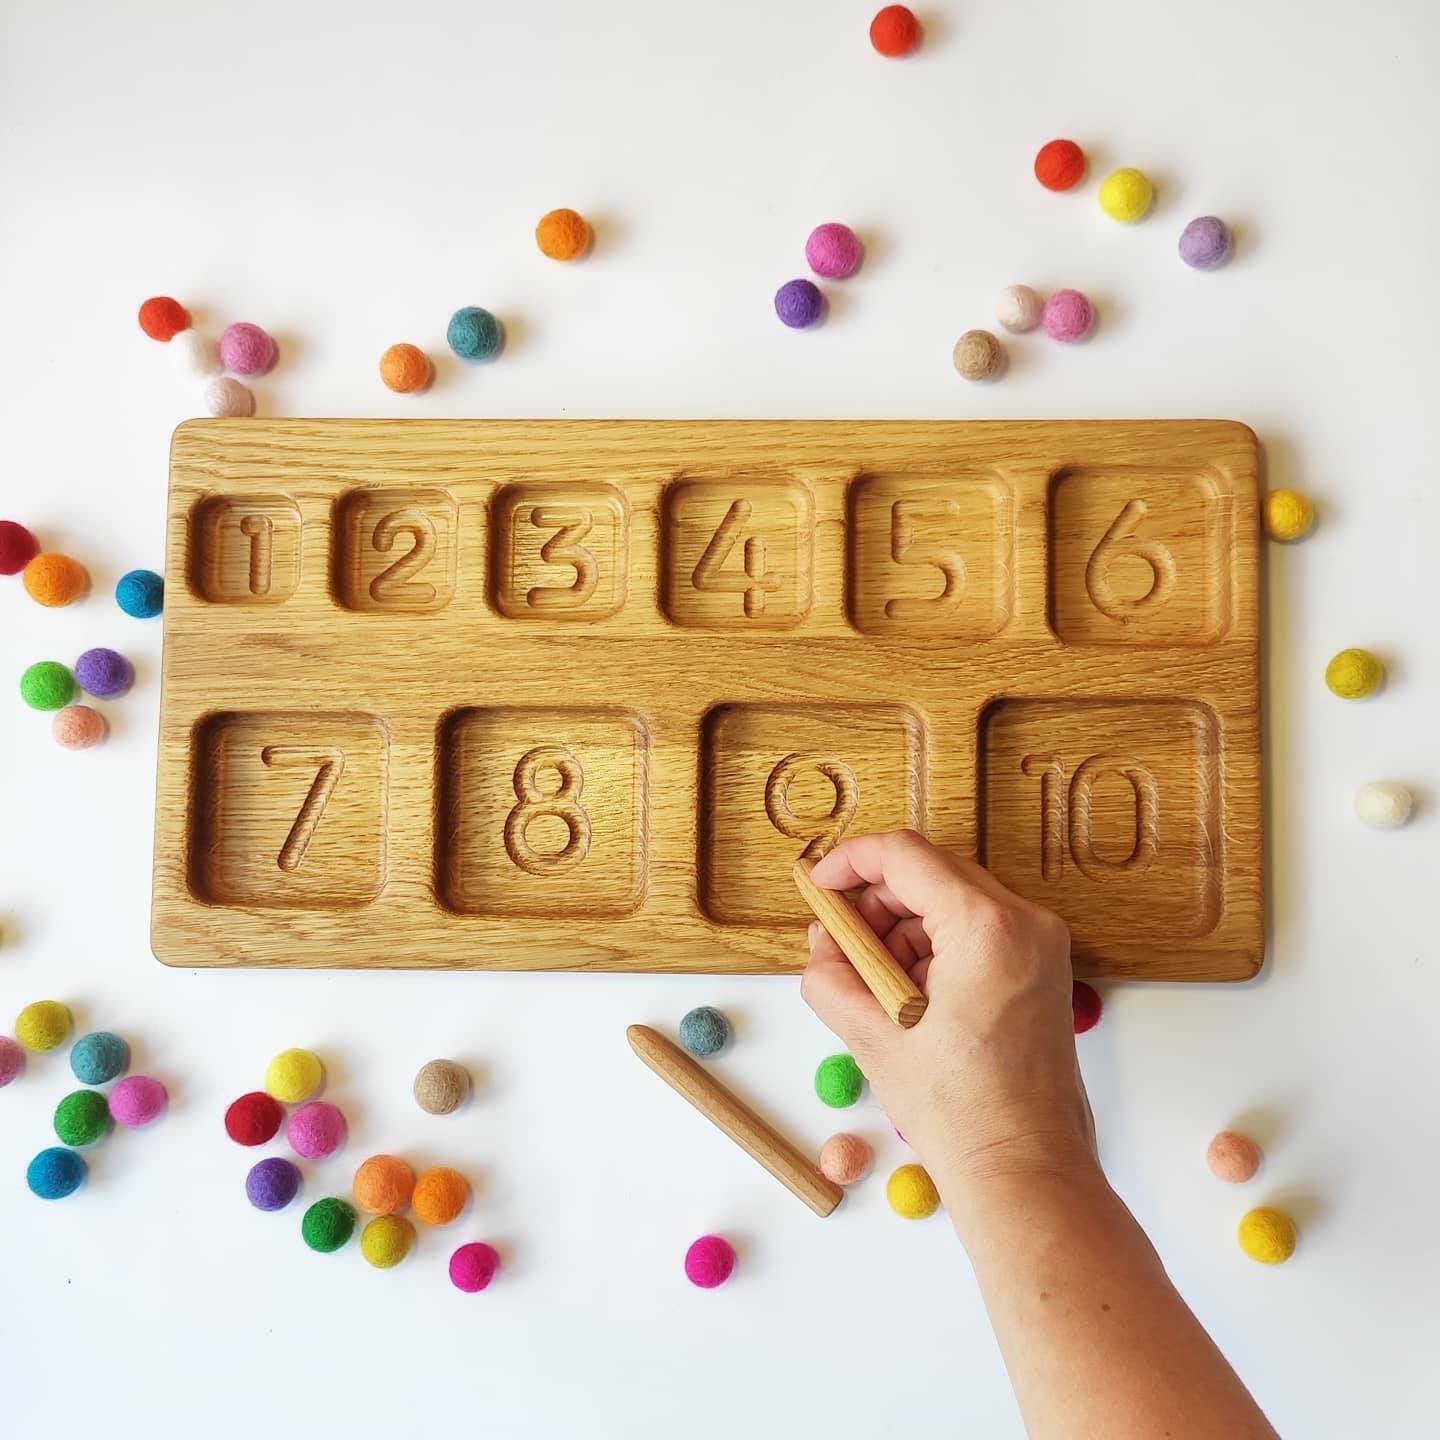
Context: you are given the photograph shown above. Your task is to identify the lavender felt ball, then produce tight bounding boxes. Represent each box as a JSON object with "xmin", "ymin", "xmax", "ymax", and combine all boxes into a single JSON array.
[
  {"xmin": 74, "ymin": 647, "xmax": 132, "ymax": 698},
  {"xmin": 246, "ymin": 1156, "xmax": 302, "ymax": 1211},
  {"xmin": 805, "ymin": 223, "xmax": 862, "ymax": 279},
  {"xmin": 774, "ymin": 279, "xmax": 824, "ymax": 329},
  {"xmin": 1178, "ymin": 215, "xmax": 1233, "ymax": 270}
]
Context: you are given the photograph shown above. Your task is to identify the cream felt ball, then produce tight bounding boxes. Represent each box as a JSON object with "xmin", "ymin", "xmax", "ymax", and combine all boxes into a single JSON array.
[
  {"xmin": 170, "ymin": 329, "xmax": 221, "ymax": 379},
  {"xmin": 1354, "ymin": 781, "xmax": 1413, "ymax": 829},
  {"xmin": 219, "ymin": 322, "xmax": 277, "ymax": 376},
  {"xmin": 996, "ymin": 284, "xmax": 1043, "ymax": 333},
  {"xmin": 413, "ymin": 1058, "xmax": 470, "ymax": 1115},
  {"xmin": 819, "ymin": 1133, "xmax": 872, "ymax": 1185},
  {"xmin": 265, "ymin": 1047, "xmax": 323, "ymax": 1103},
  {"xmin": 204, "ymin": 376, "xmax": 254, "ymax": 417},
  {"xmin": 952, "ymin": 329, "xmax": 1005, "ymax": 381},
  {"xmin": 1206, "ymin": 1130, "xmax": 1262, "ymax": 1184}
]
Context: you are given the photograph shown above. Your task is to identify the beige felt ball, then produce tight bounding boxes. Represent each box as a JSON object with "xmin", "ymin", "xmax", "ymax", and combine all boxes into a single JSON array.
[
  {"xmin": 1354, "ymin": 781, "xmax": 1414, "ymax": 829},
  {"xmin": 995, "ymin": 284, "xmax": 1044, "ymax": 333},
  {"xmin": 952, "ymin": 329, "xmax": 1005, "ymax": 381},
  {"xmin": 413, "ymin": 1058, "xmax": 470, "ymax": 1115},
  {"xmin": 1206, "ymin": 1130, "xmax": 1262, "ymax": 1184}
]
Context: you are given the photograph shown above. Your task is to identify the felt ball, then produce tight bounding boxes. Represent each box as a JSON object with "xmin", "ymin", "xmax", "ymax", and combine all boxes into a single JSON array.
[
  {"xmin": 535, "ymin": 207, "xmax": 591, "ymax": 261},
  {"xmin": 225, "ymin": 1090, "xmax": 283, "ymax": 1146},
  {"xmin": 74, "ymin": 647, "xmax": 132, "ymax": 698},
  {"xmin": 115, "ymin": 568, "xmax": 164, "ymax": 618},
  {"xmin": 678, "ymin": 1006, "xmax": 731, "ymax": 1057},
  {"xmin": 1261, "ymin": 489, "xmax": 1315, "ymax": 542},
  {"xmin": 952, "ymin": 329, "xmax": 1005, "ymax": 381},
  {"xmin": 15, "ymin": 1000, "xmax": 71, "ymax": 1052},
  {"xmin": 379, "ymin": 343, "xmax": 432, "ymax": 394},
  {"xmin": 0, "ymin": 1036, "xmax": 24, "ymax": 1087},
  {"xmin": 1072, "ymin": 980, "xmax": 1103, "ymax": 1034},
  {"xmin": 219, "ymin": 322, "xmax": 276, "ymax": 376},
  {"xmin": 23, "ymin": 553, "xmax": 87, "ymax": 607},
  {"xmin": 70, "ymin": 1031, "xmax": 129, "ymax": 1085},
  {"xmin": 1237, "ymin": 1206, "xmax": 1296, "ymax": 1265},
  {"xmin": 814, "ymin": 1053, "xmax": 864, "ymax": 1108},
  {"xmin": 19, "ymin": 661, "xmax": 75, "ymax": 711},
  {"xmin": 1179, "ymin": 215, "xmax": 1233, "ymax": 270},
  {"xmin": 361, "ymin": 1214, "xmax": 415, "ymax": 1269},
  {"xmin": 413, "ymin": 1058, "xmax": 470, "ymax": 1115},
  {"xmin": 108, "ymin": 1075, "xmax": 166, "ymax": 1127},
  {"xmin": 138, "ymin": 296, "xmax": 190, "ymax": 341},
  {"xmin": 170, "ymin": 329, "xmax": 221, "ymax": 379},
  {"xmin": 0, "ymin": 520, "xmax": 39, "ymax": 575},
  {"xmin": 805, "ymin": 223, "xmax": 863, "ymax": 279},
  {"xmin": 996, "ymin": 284, "xmax": 1044, "ymax": 333},
  {"xmin": 1042, "ymin": 289, "xmax": 1095, "ymax": 343},
  {"xmin": 450, "ymin": 1241, "xmax": 500, "ymax": 1292},
  {"xmin": 684, "ymin": 1234, "xmax": 735, "ymax": 1288},
  {"xmin": 287, "ymin": 1100, "xmax": 347, "ymax": 1160},
  {"xmin": 1034, "ymin": 139, "xmax": 1086, "ymax": 192},
  {"xmin": 27, "ymin": 1147, "xmax": 86, "ymax": 1200},
  {"xmin": 204, "ymin": 376, "xmax": 255, "ymax": 418},
  {"xmin": 265, "ymin": 1047, "xmax": 323, "ymax": 1103},
  {"xmin": 246, "ymin": 1156, "xmax": 301, "ymax": 1212},
  {"xmin": 1325, "ymin": 648, "xmax": 1383, "ymax": 700},
  {"xmin": 869, "ymin": 5, "xmax": 919, "ymax": 56},
  {"xmin": 1354, "ymin": 781, "xmax": 1414, "ymax": 830},
  {"xmin": 354, "ymin": 1154, "xmax": 415, "ymax": 1215},
  {"xmin": 412, "ymin": 1166, "xmax": 469, "ymax": 1226},
  {"xmin": 1206, "ymin": 1131, "xmax": 1262, "ymax": 1184},
  {"xmin": 447, "ymin": 306, "xmax": 503, "ymax": 361},
  {"xmin": 302, "ymin": 1197, "xmax": 356, "ymax": 1253},
  {"xmin": 775, "ymin": 278, "xmax": 824, "ymax": 329},
  {"xmin": 887, "ymin": 1163, "xmax": 940, "ymax": 1219},
  {"xmin": 819, "ymin": 1132, "xmax": 872, "ymax": 1185},
  {"xmin": 1099, "ymin": 167, "xmax": 1154, "ymax": 223},
  {"xmin": 54, "ymin": 1089, "xmax": 112, "ymax": 1147},
  {"xmin": 52, "ymin": 705, "xmax": 107, "ymax": 750}
]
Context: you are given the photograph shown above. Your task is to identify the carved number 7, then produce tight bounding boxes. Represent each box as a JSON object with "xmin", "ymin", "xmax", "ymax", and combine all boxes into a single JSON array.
[{"xmin": 260, "ymin": 747, "xmax": 346, "ymax": 872}]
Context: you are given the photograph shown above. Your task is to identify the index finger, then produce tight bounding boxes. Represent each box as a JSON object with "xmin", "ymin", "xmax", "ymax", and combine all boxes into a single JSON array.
[{"xmin": 809, "ymin": 830, "xmax": 1005, "ymax": 918}]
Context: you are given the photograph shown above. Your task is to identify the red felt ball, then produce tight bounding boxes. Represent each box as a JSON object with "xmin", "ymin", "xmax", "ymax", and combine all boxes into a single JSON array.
[
  {"xmin": 138, "ymin": 296, "xmax": 190, "ymax": 342},
  {"xmin": 1034, "ymin": 139, "xmax": 1086, "ymax": 192},
  {"xmin": 0, "ymin": 520, "xmax": 40, "ymax": 575},
  {"xmin": 1072, "ymin": 980, "xmax": 1103, "ymax": 1034},
  {"xmin": 225, "ymin": 1090, "xmax": 284, "ymax": 1146},
  {"xmin": 869, "ymin": 5, "xmax": 919, "ymax": 57}
]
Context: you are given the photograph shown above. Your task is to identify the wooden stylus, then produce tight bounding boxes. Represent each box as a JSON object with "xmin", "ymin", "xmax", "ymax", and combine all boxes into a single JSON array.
[
  {"xmin": 793, "ymin": 855, "xmax": 929, "ymax": 1029},
  {"xmin": 626, "ymin": 1024, "xmax": 842, "ymax": 1217}
]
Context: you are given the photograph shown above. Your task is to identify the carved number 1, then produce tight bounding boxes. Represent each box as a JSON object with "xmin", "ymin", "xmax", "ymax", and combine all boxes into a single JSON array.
[
  {"xmin": 693, "ymin": 499, "xmax": 781, "ymax": 616},
  {"xmin": 260, "ymin": 746, "xmax": 345, "ymax": 872},
  {"xmin": 239, "ymin": 514, "xmax": 274, "ymax": 596}
]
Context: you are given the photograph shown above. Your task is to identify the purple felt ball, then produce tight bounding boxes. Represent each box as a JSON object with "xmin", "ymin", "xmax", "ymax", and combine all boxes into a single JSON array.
[
  {"xmin": 108, "ymin": 1075, "xmax": 167, "ymax": 1128},
  {"xmin": 1178, "ymin": 215, "xmax": 1233, "ymax": 270},
  {"xmin": 246, "ymin": 1156, "xmax": 302, "ymax": 1211},
  {"xmin": 73, "ymin": 647, "xmax": 132, "ymax": 698},
  {"xmin": 805, "ymin": 223, "xmax": 863, "ymax": 279},
  {"xmin": 1041, "ymin": 289, "xmax": 1095, "ymax": 343},
  {"xmin": 774, "ymin": 279, "xmax": 825, "ymax": 329},
  {"xmin": 286, "ymin": 1100, "xmax": 346, "ymax": 1160},
  {"xmin": 219, "ymin": 322, "xmax": 277, "ymax": 376},
  {"xmin": 0, "ymin": 1036, "xmax": 24, "ymax": 1088}
]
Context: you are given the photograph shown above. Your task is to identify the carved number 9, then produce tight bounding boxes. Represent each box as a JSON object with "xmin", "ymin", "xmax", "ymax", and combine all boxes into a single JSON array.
[
  {"xmin": 369, "ymin": 509, "xmax": 437, "ymax": 605},
  {"xmin": 1085, "ymin": 500, "xmax": 1176, "ymax": 621},
  {"xmin": 765, "ymin": 753, "xmax": 859, "ymax": 862}
]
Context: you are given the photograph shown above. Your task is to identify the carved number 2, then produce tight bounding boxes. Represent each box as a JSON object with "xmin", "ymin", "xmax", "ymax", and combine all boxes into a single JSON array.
[
  {"xmin": 1020, "ymin": 754, "xmax": 1159, "ymax": 881},
  {"xmin": 693, "ymin": 500, "xmax": 781, "ymax": 617},
  {"xmin": 369, "ymin": 509, "xmax": 437, "ymax": 605},
  {"xmin": 260, "ymin": 747, "xmax": 345, "ymax": 872}
]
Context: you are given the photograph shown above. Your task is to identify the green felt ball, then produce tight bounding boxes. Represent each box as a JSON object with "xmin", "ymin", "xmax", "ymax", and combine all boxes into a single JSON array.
[
  {"xmin": 19, "ymin": 661, "xmax": 76, "ymax": 711},
  {"xmin": 302, "ymin": 1196, "xmax": 356, "ymax": 1253},
  {"xmin": 53, "ymin": 1089, "xmax": 112, "ymax": 1146},
  {"xmin": 814, "ymin": 1053, "xmax": 864, "ymax": 1108}
]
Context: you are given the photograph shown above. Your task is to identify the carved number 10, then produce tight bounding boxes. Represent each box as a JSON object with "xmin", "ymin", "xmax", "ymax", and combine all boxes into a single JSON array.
[{"xmin": 1020, "ymin": 754, "xmax": 1160, "ymax": 881}]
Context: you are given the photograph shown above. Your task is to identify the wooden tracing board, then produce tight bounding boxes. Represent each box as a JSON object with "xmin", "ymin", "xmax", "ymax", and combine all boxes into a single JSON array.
[{"xmin": 151, "ymin": 419, "xmax": 1262, "ymax": 980}]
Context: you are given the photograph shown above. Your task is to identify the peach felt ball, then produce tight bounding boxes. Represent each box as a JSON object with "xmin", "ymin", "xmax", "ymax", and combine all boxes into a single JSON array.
[
  {"xmin": 379, "ymin": 344, "xmax": 432, "ymax": 394},
  {"xmin": 22, "ymin": 553, "xmax": 88, "ymax": 607},
  {"xmin": 819, "ymin": 1133, "xmax": 872, "ymax": 1185},
  {"xmin": 219, "ymin": 323, "xmax": 277, "ymax": 376},
  {"xmin": 353, "ymin": 1154, "xmax": 415, "ymax": 1215},
  {"xmin": 204, "ymin": 376, "xmax": 255, "ymax": 417},
  {"xmin": 535, "ymin": 208, "xmax": 591, "ymax": 261},
  {"xmin": 411, "ymin": 1166, "xmax": 469, "ymax": 1225},
  {"xmin": 52, "ymin": 705, "xmax": 107, "ymax": 750},
  {"xmin": 1206, "ymin": 1131, "xmax": 1262, "ymax": 1184}
]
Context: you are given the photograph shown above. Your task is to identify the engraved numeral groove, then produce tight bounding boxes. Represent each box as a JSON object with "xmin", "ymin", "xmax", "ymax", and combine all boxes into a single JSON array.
[
  {"xmin": 260, "ymin": 746, "xmax": 346, "ymax": 872},
  {"xmin": 884, "ymin": 497, "xmax": 966, "ymax": 619},
  {"xmin": 369, "ymin": 509, "xmax": 437, "ymax": 604},
  {"xmin": 239, "ymin": 514, "xmax": 274, "ymax": 596},
  {"xmin": 504, "ymin": 744, "xmax": 592, "ymax": 875},
  {"xmin": 1020, "ymin": 752, "xmax": 1159, "ymax": 880},
  {"xmin": 764, "ymin": 753, "xmax": 859, "ymax": 862},
  {"xmin": 526, "ymin": 506, "xmax": 598, "ymax": 610},
  {"xmin": 693, "ymin": 499, "xmax": 781, "ymax": 617},
  {"xmin": 1085, "ymin": 500, "xmax": 1177, "ymax": 621}
]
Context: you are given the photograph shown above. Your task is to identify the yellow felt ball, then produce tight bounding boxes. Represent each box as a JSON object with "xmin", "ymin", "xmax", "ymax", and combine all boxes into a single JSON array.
[
  {"xmin": 265, "ymin": 1048, "xmax": 323, "ymax": 1103},
  {"xmin": 360, "ymin": 1214, "xmax": 415, "ymax": 1269},
  {"xmin": 1237, "ymin": 1206, "xmax": 1296, "ymax": 1265},
  {"xmin": 1325, "ymin": 648, "xmax": 1384, "ymax": 700},
  {"xmin": 1261, "ymin": 489, "xmax": 1315, "ymax": 542},
  {"xmin": 1099, "ymin": 167, "xmax": 1154, "ymax": 223},
  {"xmin": 15, "ymin": 1000, "xmax": 72, "ymax": 1052},
  {"xmin": 886, "ymin": 1163, "xmax": 940, "ymax": 1220}
]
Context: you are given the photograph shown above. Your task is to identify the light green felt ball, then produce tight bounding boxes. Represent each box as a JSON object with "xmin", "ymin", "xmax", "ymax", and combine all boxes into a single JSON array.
[
  {"xmin": 20, "ymin": 661, "xmax": 75, "ymax": 711},
  {"xmin": 814, "ymin": 1053, "xmax": 864, "ymax": 1108}
]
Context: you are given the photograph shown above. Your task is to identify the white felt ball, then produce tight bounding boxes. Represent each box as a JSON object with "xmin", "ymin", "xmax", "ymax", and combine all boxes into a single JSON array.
[
  {"xmin": 204, "ymin": 376, "xmax": 255, "ymax": 417},
  {"xmin": 1354, "ymin": 781, "xmax": 1414, "ymax": 829},
  {"xmin": 171, "ymin": 329, "xmax": 221, "ymax": 379},
  {"xmin": 996, "ymin": 284, "xmax": 1044, "ymax": 333}
]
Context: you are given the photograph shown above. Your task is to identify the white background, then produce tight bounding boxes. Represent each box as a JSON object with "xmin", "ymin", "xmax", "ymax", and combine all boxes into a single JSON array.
[{"xmin": 1, "ymin": 1, "xmax": 1436, "ymax": 1434}]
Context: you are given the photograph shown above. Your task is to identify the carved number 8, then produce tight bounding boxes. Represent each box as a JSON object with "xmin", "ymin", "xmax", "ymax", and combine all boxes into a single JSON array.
[{"xmin": 505, "ymin": 745, "xmax": 592, "ymax": 875}]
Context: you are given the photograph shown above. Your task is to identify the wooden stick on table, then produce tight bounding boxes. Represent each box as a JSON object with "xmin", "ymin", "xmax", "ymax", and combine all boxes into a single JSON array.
[
  {"xmin": 793, "ymin": 855, "xmax": 929, "ymax": 1029},
  {"xmin": 626, "ymin": 1024, "xmax": 843, "ymax": 1218}
]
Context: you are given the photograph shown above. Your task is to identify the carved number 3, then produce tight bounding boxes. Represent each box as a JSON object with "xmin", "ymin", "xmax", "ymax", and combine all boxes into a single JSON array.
[
  {"xmin": 370, "ymin": 509, "xmax": 437, "ymax": 604},
  {"xmin": 765, "ymin": 753, "xmax": 859, "ymax": 862},
  {"xmin": 527, "ymin": 506, "xmax": 598, "ymax": 611},
  {"xmin": 261, "ymin": 746, "xmax": 346, "ymax": 872},
  {"xmin": 1020, "ymin": 754, "xmax": 1159, "ymax": 881},
  {"xmin": 693, "ymin": 499, "xmax": 781, "ymax": 617},
  {"xmin": 505, "ymin": 745, "xmax": 592, "ymax": 875},
  {"xmin": 1085, "ymin": 500, "xmax": 1176, "ymax": 621}
]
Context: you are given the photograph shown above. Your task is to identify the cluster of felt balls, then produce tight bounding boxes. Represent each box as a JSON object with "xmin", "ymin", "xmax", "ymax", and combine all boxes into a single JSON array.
[
  {"xmin": 139, "ymin": 296, "xmax": 276, "ymax": 416},
  {"xmin": 18, "ymin": 646, "xmax": 134, "ymax": 751},
  {"xmin": 1204, "ymin": 1129, "xmax": 1298, "ymax": 1266},
  {"xmin": 773, "ymin": 223, "xmax": 865, "ymax": 331},
  {"xmin": 2, "ymin": 517, "xmax": 162, "ymax": 624}
]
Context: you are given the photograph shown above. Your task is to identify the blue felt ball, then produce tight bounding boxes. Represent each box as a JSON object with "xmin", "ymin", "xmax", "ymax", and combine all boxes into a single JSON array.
[
  {"xmin": 447, "ymin": 306, "xmax": 502, "ymax": 361},
  {"xmin": 115, "ymin": 568, "xmax": 164, "ymax": 618},
  {"xmin": 27, "ymin": 1147, "xmax": 87, "ymax": 1200},
  {"xmin": 70, "ymin": 1031, "xmax": 129, "ymax": 1085},
  {"xmin": 246, "ymin": 1156, "xmax": 302, "ymax": 1212},
  {"xmin": 679, "ymin": 1005, "xmax": 731, "ymax": 1057}
]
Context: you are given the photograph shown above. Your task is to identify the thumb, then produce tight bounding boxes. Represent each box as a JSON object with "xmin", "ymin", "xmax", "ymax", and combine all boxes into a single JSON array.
[{"xmin": 800, "ymin": 923, "xmax": 894, "ymax": 1061}]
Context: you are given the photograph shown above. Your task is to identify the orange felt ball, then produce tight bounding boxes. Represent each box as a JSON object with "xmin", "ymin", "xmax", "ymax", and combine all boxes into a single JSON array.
[
  {"xmin": 870, "ymin": 5, "xmax": 920, "ymax": 57},
  {"xmin": 379, "ymin": 343, "xmax": 432, "ymax": 394},
  {"xmin": 535, "ymin": 208, "xmax": 591, "ymax": 261},
  {"xmin": 411, "ymin": 1166, "xmax": 468, "ymax": 1226},
  {"xmin": 353, "ymin": 1154, "xmax": 415, "ymax": 1215},
  {"xmin": 23, "ymin": 552, "xmax": 88, "ymax": 607}
]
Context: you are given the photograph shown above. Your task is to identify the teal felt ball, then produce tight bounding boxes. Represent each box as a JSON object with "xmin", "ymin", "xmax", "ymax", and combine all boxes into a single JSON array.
[
  {"xmin": 447, "ymin": 307, "xmax": 502, "ymax": 361},
  {"xmin": 115, "ymin": 569, "xmax": 164, "ymax": 618},
  {"xmin": 814, "ymin": 1053, "xmax": 864, "ymax": 1108},
  {"xmin": 679, "ymin": 1006, "xmax": 731, "ymax": 1057},
  {"xmin": 70, "ymin": 1031, "xmax": 129, "ymax": 1085},
  {"xmin": 27, "ymin": 1147, "xmax": 87, "ymax": 1199}
]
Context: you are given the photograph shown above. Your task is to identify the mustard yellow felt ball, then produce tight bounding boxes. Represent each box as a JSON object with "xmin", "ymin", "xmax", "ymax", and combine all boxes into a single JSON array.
[
  {"xmin": 1099, "ymin": 167, "xmax": 1154, "ymax": 223},
  {"xmin": 265, "ymin": 1048, "xmax": 323, "ymax": 1103},
  {"xmin": 1325, "ymin": 648, "xmax": 1384, "ymax": 700},
  {"xmin": 16, "ymin": 1000, "xmax": 72, "ymax": 1053},
  {"xmin": 360, "ymin": 1214, "xmax": 415, "ymax": 1269},
  {"xmin": 1261, "ymin": 489, "xmax": 1315, "ymax": 542},
  {"xmin": 886, "ymin": 1163, "xmax": 940, "ymax": 1220},
  {"xmin": 1237, "ymin": 1206, "xmax": 1296, "ymax": 1265}
]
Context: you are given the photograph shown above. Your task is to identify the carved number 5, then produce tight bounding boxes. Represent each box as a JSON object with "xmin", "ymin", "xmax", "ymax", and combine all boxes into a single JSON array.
[
  {"xmin": 693, "ymin": 499, "xmax": 781, "ymax": 617},
  {"xmin": 885, "ymin": 498, "xmax": 966, "ymax": 619},
  {"xmin": 369, "ymin": 509, "xmax": 437, "ymax": 605},
  {"xmin": 527, "ymin": 506, "xmax": 598, "ymax": 611},
  {"xmin": 1085, "ymin": 500, "xmax": 1176, "ymax": 621},
  {"xmin": 260, "ymin": 746, "xmax": 345, "ymax": 872}
]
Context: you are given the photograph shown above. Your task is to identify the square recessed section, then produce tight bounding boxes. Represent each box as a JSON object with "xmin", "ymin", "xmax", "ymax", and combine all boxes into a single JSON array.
[
  {"xmin": 190, "ymin": 495, "xmax": 303, "ymax": 605},
  {"xmin": 333, "ymin": 487, "xmax": 458, "ymax": 613},
  {"xmin": 700, "ymin": 703, "xmax": 924, "ymax": 927},
  {"xmin": 437, "ymin": 707, "xmax": 648, "ymax": 918},
  {"xmin": 1048, "ymin": 467, "xmax": 1231, "ymax": 645},
  {"xmin": 189, "ymin": 711, "xmax": 389, "ymax": 908},
  {"xmin": 978, "ymin": 699, "xmax": 1221, "ymax": 947}
]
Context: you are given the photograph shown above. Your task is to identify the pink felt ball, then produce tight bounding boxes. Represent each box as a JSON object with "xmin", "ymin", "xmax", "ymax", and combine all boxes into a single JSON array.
[
  {"xmin": 108, "ymin": 1075, "xmax": 167, "ymax": 1128},
  {"xmin": 805, "ymin": 223, "xmax": 863, "ymax": 279},
  {"xmin": 204, "ymin": 376, "xmax": 255, "ymax": 417},
  {"xmin": 1206, "ymin": 1130, "xmax": 1262, "ymax": 1184},
  {"xmin": 218, "ymin": 322, "xmax": 277, "ymax": 376},
  {"xmin": 0, "ymin": 1035, "xmax": 24, "ymax": 1087},
  {"xmin": 819, "ymin": 1132, "xmax": 872, "ymax": 1184},
  {"xmin": 1042, "ymin": 289, "xmax": 1095, "ymax": 343},
  {"xmin": 52, "ymin": 705, "xmax": 107, "ymax": 750},
  {"xmin": 449, "ymin": 1241, "xmax": 500, "ymax": 1293},
  {"xmin": 286, "ymin": 1100, "xmax": 347, "ymax": 1159},
  {"xmin": 684, "ymin": 1234, "xmax": 735, "ymax": 1289}
]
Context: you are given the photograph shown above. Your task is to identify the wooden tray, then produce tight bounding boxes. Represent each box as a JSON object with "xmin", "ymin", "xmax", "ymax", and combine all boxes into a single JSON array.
[{"xmin": 152, "ymin": 419, "xmax": 1262, "ymax": 980}]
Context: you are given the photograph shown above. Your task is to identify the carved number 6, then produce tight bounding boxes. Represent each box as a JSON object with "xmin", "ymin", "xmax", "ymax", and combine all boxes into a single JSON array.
[
  {"xmin": 369, "ymin": 508, "xmax": 437, "ymax": 605},
  {"xmin": 1085, "ymin": 500, "xmax": 1176, "ymax": 621}
]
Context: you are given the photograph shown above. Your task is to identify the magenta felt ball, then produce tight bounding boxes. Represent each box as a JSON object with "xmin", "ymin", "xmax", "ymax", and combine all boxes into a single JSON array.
[
  {"xmin": 108, "ymin": 1075, "xmax": 167, "ymax": 1128},
  {"xmin": 74, "ymin": 647, "xmax": 132, "ymax": 698},
  {"xmin": 219, "ymin": 322, "xmax": 277, "ymax": 376},
  {"xmin": 1042, "ymin": 289, "xmax": 1095, "ymax": 343},
  {"xmin": 449, "ymin": 1241, "xmax": 500, "ymax": 1292},
  {"xmin": 684, "ymin": 1234, "xmax": 735, "ymax": 1289},
  {"xmin": 805, "ymin": 223, "xmax": 862, "ymax": 279},
  {"xmin": 0, "ymin": 1036, "xmax": 24, "ymax": 1087},
  {"xmin": 774, "ymin": 279, "xmax": 824, "ymax": 329},
  {"xmin": 287, "ymin": 1100, "xmax": 346, "ymax": 1159}
]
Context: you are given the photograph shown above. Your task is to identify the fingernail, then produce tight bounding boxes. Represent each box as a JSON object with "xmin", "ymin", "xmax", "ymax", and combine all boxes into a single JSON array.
[{"xmin": 807, "ymin": 922, "xmax": 820, "ymax": 947}]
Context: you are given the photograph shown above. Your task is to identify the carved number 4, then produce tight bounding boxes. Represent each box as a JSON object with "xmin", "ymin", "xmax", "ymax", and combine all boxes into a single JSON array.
[
  {"xmin": 261, "ymin": 747, "xmax": 345, "ymax": 872},
  {"xmin": 693, "ymin": 499, "xmax": 780, "ymax": 617}
]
